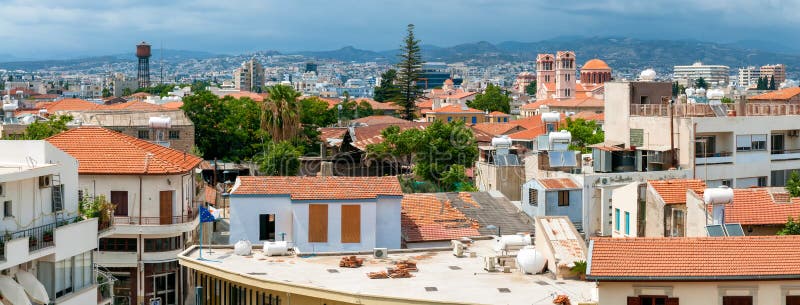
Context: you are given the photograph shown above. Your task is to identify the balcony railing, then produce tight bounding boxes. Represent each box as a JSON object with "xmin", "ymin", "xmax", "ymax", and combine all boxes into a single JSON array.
[
  {"xmin": 630, "ymin": 103, "xmax": 800, "ymax": 117},
  {"xmin": 770, "ymin": 148, "xmax": 800, "ymax": 161},
  {"xmin": 695, "ymin": 151, "xmax": 733, "ymax": 158},
  {"xmin": 695, "ymin": 151, "xmax": 734, "ymax": 165},
  {"xmin": 113, "ymin": 209, "xmax": 196, "ymax": 226},
  {"xmin": 0, "ymin": 216, "xmax": 80, "ymax": 260}
]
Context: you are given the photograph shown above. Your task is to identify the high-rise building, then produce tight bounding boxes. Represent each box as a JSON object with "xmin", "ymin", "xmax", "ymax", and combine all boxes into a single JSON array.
[
  {"xmin": 304, "ymin": 62, "xmax": 318, "ymax": 73},
  {"xmin": 234, "ymin": 58, "xmax": 265, "ymax": 92},
  {"xmin": 760, "ymin": 64, "xmax": 786, "ymax": 85},
  {"xmin": 673, "ymin": 62, "xmax": 730, "ymax": 87},
  {"xmin": 419, "ymin": 62, "xmax": 451, "ymax": 89},
  {"xmin": 136, "ymin": 42, "xmax": 151, "ymax": 88},
  {"xmin": 738, "ymin": 66, "xmax": 760, "ymax": 88}
]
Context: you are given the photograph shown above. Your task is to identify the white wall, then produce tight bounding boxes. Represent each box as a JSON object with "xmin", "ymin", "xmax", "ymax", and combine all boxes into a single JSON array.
[
  {"xmin": 611, "ymin": 182, "xmax": 639, "ymax": 237},
  {"xmin": 228, "ymin": 196, "xmax": 293, "ymax": 245},
  {"xmin": 375, "ymin": 196, "xmax": 401, "ymax": 249},
  {"xmin": 293, "ymin": 201, "xmax": 377, "ymax": 252},
  {"xmin": 80, "ymin": 173, "xmax": 193, "ymax": 220},
  {"xmin": 55, "ymin": 218, "xmax": 98, "ymax": 260}
]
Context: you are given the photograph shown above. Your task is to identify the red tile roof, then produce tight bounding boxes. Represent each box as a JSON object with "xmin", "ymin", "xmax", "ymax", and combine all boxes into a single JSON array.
[
  {"xmin": 582, "ymin": 59, "xmax": 610, "ymax": 70},
  {"xmin": 724, "ymin": 188, "xmax": 800, "ymax": 225},
  {"xmin": 41, "ymin": 98, "xmax": 101, "ymax": 112},
  {"xmin": 232, "ymin": 176, "xmax": 402, "ymax": 200},
  {"xmin": 431, "ymin": 104, "xmax": 484, "ymax": 114},
  {"xmin": 102, "ymin": 100, "xmax": 166, "ymax": 111},
  {"xmin": 161, "ymin": 101, "xmax": 184, "ymax": 110},
  {"xmin": 487, "ymin": 111, "xmax": 510, "ymax": 117},
  {"xmin": 538, "ymin": 178, "xmax": 579, "ymax": 190},
  {"xmin": 352, "ymin": 115, "xmax": 408, "ymax": 126},
  {"xmin": 571, "ymin": 111, "xmax": 604, "ymax": 122},
  {"xmin": 506, "ymin": 127, "xmax": 547, "ymax": 140},
  {"xmin": 521, "ymin": 96, "xmax": 603, "ymax": 110},
  {"xmin": 355, "ymin": 98, "xmax": 401, "ymax": 111},
  {"xmin": 471, "ymin": 123, "xmax": 524, "ymax": 136},
  {"xmin": 349, "ymin": 122, "xmax": 428, "ymax": 151},
  {"xmin": 401, "ymin": 194, "xmax": 480, "ymax": 242},
  {"xmin": 429, "ymin": 89, "xmax": 477, "ymax": 100},
  {"xmin": 46, "ymin": 127, "xmax": 202, "ymax": 175},
  {"xmin": 588, "ymin": 235, "xmax": 800, "ymax": 281},
  {"xmin": 416, "ymin": 99, "xmax": 433, "ymax": 109},
  {"xmin": 224, "ymin": 91, "xmax": 268, "ymax": 102},
  {"xmin": 749, "ymin": 87, "xmax": 800, "ymax": 101},
  {"xmin": 648, "ymin": 179, "xmax": 706, "ymax": 205}
]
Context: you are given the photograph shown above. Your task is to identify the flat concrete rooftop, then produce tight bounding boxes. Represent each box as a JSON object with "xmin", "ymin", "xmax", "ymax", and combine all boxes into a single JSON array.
[{"xmin": 179, "ymin": 240, "xmax": 596, "ymax": 305}]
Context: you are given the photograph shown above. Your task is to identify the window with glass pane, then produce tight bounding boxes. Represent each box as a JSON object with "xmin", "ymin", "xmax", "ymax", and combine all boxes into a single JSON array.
[
  {"xmin": 751, "ymin": 134, "xmax": 767, "ymax": 151},
  {"xmin": 736, "ymin": 135, "xmax": 752, "ymax": 151}
]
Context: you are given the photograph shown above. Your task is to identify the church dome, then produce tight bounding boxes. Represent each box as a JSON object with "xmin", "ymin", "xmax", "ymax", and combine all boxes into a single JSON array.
[{"xmin": 582, "ymin": 59, "xmax": 610, "ymax": 70}]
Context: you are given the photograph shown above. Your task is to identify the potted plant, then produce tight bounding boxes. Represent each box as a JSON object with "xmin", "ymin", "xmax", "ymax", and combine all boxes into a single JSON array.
[
  {"xmin": 570, "ymin": 260, "xmax": 587, "ymax": 280},
  {"xmin": 28, "ymin": 236, "xmax": 38, "ymax": 248},
  {"xmin": 43, "ymin": 229, "xmax": 53, "ymax": 243}
]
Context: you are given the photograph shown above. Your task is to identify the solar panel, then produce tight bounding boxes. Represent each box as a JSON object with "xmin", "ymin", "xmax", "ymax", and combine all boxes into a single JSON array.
[
  {"xmin": 495, "ymin": 154, "xmax": 520, "ymax": 166},
  {"xmin": 548, "ymin": 151, "xmax": 577, "ymax": 168},
  {"xmin": 724, "ymin": 223, "xmax": 745, "ymax": 236},
  {"xmin": 706, "ymin": 224, "xmax": 726, "ymax": 237},
  {"xmin": 537, "ymin": 135, "xmax": 550, "ymax": 151}
]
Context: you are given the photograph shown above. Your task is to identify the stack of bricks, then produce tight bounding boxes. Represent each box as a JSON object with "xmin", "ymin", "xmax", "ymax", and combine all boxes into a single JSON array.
[
  {"xmin": 367, "ymin": 260, "xmax": 418, "ymax": 279},
  {"xmin": 339, "ymin": 256, "xmax": 364, "ymax": 268}
]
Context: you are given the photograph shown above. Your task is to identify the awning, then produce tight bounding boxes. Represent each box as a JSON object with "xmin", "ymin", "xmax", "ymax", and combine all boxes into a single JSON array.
[
  {"xmin": 15, "ymin": 271, "xmax": 49, "ymax": 304},
  {"xmin": 0, "ymin": 275, "xmax": 32, "ymax": 305}
]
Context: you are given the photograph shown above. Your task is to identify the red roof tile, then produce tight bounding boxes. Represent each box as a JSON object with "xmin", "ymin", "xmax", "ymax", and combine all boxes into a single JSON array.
[
  {"xmin": 232, "ymin": 176, "xmax": 402, "ymax": 200},
  {"xmin": 749, "ymin": 87, "xmax": 800, "ymax": 101},
  {"xmin": 161, "ymin": 101, "xmax": 184, "ymax": 110},
  {"xmin": 401, "ymin": 194, "xmax": 480, "ymax": 242},
  {"xmin": 538, "ymin": 178, "xmax": 579, "ymax": 190},
  {"xmin": 101, "ymin": 100, "xmax": 166, "ymax": 111},
  {"xmin": 724, "ymin": 188, "xmax": 800, "ymax": 225},
  {"xmin": 588, "ymin": 235, "xmax": 800, "ymax": 280},
  {"xmin": 471, "ymin": 123, "xmax": 524, "ymax": 136},
  {"xmin": 352, "ymin": 115, "xmax": 408, "ymax": 126},
  {"xmin": 349, "ymin": 122, "xmax": 428, "ymax": 151},
  {"xmin": 41, "ymin": 98, "xmax": 101, "ymax": 112},
  {"xmin": 521, "ymin": 96, "xmax": 603, "ymax": 110},
  {"xmin": 431, "ymin": 104, "xmax": 484, "ymax": 114},
  {"xmin": 46, "ymin": 127, "xmax": 202, "ymax": 175},
  {"xmin": 224, "ymin": 91, "xmax": 268, "ymax": 102},
  {"xmin": 355, "ymin": 98, "xmax": 401, "ymax": 111},
  {"xmin": 648, "ymin": 179, "xmax": 706, "ymax": 205}
]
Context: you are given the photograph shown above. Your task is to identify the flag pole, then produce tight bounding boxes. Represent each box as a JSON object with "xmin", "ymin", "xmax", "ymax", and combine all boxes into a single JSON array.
[{"xmin": 199, "ymin": 216, "xmax": 204, "ymax": 260}]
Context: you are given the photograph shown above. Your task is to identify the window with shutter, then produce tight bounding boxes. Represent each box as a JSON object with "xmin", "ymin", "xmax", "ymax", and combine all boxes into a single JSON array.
[
  {"xmin": 627, "ymin": 296, "xmax": 641, "ymax": 305},
  {"xmin": 340, "ymin": 205, "xmax": 361, "ymax": 243},
  {"xmin": 666, "ymin": 298, "xmax": 679, "ymax": 305},
  {"xmin": 308, "ymin": 204, "xmax": 328, "ymax": 242}
]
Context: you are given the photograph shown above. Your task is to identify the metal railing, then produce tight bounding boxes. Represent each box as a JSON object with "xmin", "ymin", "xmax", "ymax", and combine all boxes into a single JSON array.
[
  {"xmin": 695, "ymin": 151, "xmax": 733, "ymax": 158},
  {"xmin": 771, "ymin": 148, "xmax": 800, "ymax": 155},
  {"xmin": 112, "ymin": 208, "xmax": 197, "ymax": 226},
  {"xmin": 0, "ymin": 216, "xmax": 80, "ymax": 260},
  {"xmin": 630, "ymin": 103, "xmax": 800, "ymax": 117}
]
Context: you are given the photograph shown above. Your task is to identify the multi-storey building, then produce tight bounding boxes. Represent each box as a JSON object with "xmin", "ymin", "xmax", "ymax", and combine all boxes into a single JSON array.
[
  {"xmin": 233, "ymin": 58, "xmax": 265, "ymax": 92},
  {"xmin": 760, "ymin": 63, "xmax": 786, "ymax": 85},
  {"xmin": 673, "ymin": 62, "xmax": 730, "ymax": 87},
  {"xmin": 0, "ymin": 140, "xmax": 103, "ymax": 305},
  {"xmin": 737, "ymin": 66, "xmax": 760, "ymax": 88},
  {"xmin": 47, "ymin": 127, "xmax": 203, "ymax": 305}
]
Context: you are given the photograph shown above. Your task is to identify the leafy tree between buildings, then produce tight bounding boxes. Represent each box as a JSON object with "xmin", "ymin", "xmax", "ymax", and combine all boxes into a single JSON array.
[
  {"xmin": 787, "ymin": 171, "xmax": 800, "ymax": 197},
  {"xmin": 22, "ymin": 115, "xmax": 73, "ymax": 140},
  {"xmin": 299, "ymin": 97, "xmax": 337, "ymax": 127},
  {"xmin": 121, "ymin": 88, "xmax": 133, "ymax": 96},
  {"xmin": 373, "ymin": 69, "xmax": 400, "ymax": 102},
  {"xmin": 694, "ymin": 77, "xmax": 708, "ymax": 89},
  {"xmin": 720, "ymin": 97, "xmax": 735, "ymax": 104},
  {"xmin": 365, "ymin": 125, "xmax": 424, "ymax": 175},
  {"xmin": 525, "ymin": 80, "xmax": 537, "ymax": 96},
  {"xmin": 769, "ymin": 75, "xmax": 776, "ymax": 90},
  {"xmin": 672, "ymin": 82, "xmax": 686, "ymax": 97},
  {"xmin": 563, "ymin": 117, "xmax": 604, "ymax": 153},
  {"xmin": 101, "ymin": 88, "xmax": 112, "ymax": 98},
  {"xmin": 254, "ymin": 141, "xmax": 302, "ymax": 176},
  {"xmin": 778, "ymin": 217, "xmax": 800, "ymax": 235},
  {"xmin": 181, "ymin": 91, "xmax": 261, "ymax": 161},
  {"xmin": 467, "ymin": 84, "xmax": 511, "ymax": 113},
  {"xmin": 395, "ymin": 24, "xmax": 424, "ymax": 120}
]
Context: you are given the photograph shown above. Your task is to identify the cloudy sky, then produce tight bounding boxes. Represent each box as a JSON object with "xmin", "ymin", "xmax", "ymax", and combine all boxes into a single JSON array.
[{"xmin": 1, "ymin": 0, "xmax": 799, "ymax": 59}]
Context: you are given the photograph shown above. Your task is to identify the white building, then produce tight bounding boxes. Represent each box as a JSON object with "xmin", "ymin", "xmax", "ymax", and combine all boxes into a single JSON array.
[
  {"xmin": 47, "ymin": 127, "xmax": 203, "ymax": 305},
  {"xmin": 0, "ymin": 140, "xmax": 102, "ymax": 305},
  {"xmin": 737, "ymin": 66, "xmax": 760, "ymax": 88},
  {"xmin": 229, "ymin": 176, "xmax": 403, "ymax": 252},
  {"xmin": 673, "ymin": 62, "xmax": 730, "ymax": 87}
]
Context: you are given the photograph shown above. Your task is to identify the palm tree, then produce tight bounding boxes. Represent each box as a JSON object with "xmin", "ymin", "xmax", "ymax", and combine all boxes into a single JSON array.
[{"xmin": 261, "ymin": 85, "xmax": 301, "ymax": 142}]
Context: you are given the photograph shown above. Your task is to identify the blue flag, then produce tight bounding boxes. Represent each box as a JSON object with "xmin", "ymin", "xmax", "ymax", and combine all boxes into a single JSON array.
[{"xmin": 199, "ymin": 206, "xmax": 217, "ymax": 223}]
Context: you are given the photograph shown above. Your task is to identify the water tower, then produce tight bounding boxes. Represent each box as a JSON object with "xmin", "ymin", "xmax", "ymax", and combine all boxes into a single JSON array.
[{"xmin": 136, "ymin": 42, "xmax": 151, "ymax": 88}]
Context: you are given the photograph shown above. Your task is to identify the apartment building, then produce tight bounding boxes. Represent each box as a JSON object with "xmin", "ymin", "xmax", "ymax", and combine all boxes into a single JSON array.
[
  {"xmin": 0, "ymin": 140, "xmax": 102, "ymax": 305},
  {"xmin": 673, "ymin": 62, "xmax": 730, "ymax": 86},
  {"xmin": 606, "ymin": 80, "xmax": 800, "ymax": 188},
  {"xmin": 233, "ymin": 58, "xmax": 265, "ymax": 92},
  {"xmin": 760, "ymin": 63, "xmax": 786, "ymax": 85},
  {"xmin": 47, "ymin": 127, "xmax": 203, "ymax": 305}
]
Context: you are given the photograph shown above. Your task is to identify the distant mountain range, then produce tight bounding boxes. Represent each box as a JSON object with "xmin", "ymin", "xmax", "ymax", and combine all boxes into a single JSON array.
[{"xmin": 2, "ymin": 37, "xmax": 800, "ymax": 76}]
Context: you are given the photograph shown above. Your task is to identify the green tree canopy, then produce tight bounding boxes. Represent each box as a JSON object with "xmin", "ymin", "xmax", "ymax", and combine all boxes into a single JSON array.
[
  {"xmin": 181, "ymin": 91, "xmax": 261, "ymax": 161},
  {"xmin": 262, "ymin": 85, "xmax": 301, "ymax": 142},
  {"xmin": 414, "ymin": 120, "xmax": 478, "ymax": 190},
  {"xmin": 299, "ymin": 97, "xmax": 337, "ymax": 127},
  {"xmin": 787, "ymin": 171, "xmax": 800, "ymax": 197},
  {"xmin": 563, "ymin": 117, "xmax": 604, "ymax": 153},
  {"xmin": 525, "ymin": 80, "xmax": 537, "ymax": 96},
  {"xmin": 395, "ymin": 24, "xmax": 423, "ymax": 120},
  {"xmin": 778, "ymin": 217, "xmax": 800, "ymax": 235},
  {"xmin": 694, "ymin": 77, "xmax": 708, "ymax": 89},
  {"xmin": 672, "ymin": 82, "xmax": 686, "ymax": 97},
  {"xmin": 467, "ymin": 84, "xmax": 511, "ymax": 113},
  {"xmin": 23, "ymin": 115, "xmax": 73, "ymax": 140},
  {"xmin": 769, "ymin": 75, "xmax": 777, "ymax": 90},
  {"xmin": 254, "ymin": 141, "xmax": 302, "ymax": 176},
  {"xmin": 374, "ymin": 69, "xmax": 399, "ymax": 102},
  {"xmin": 101, "ymin": 88, "xmax": 112, "ymax": 98}
]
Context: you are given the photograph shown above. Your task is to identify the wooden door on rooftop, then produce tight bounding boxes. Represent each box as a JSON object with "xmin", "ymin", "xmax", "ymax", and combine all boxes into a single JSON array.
[
  {"xmin": 111, "ymin": 191, "xmax": 128, "ymax": 216},
  {"xmin": 723, "ymin": 296, "xmax": 753, "ymax": 305},
  {"xmin": 159, "ymin": 191, "xmax": 173, "ymax": 225},
  {"xmin": 308, "ymin": 204, "xmax": 328, "ymax": 242},
  {"xmin": 787, "ymin": 296, "xmax": 800, "ymax": 305}
]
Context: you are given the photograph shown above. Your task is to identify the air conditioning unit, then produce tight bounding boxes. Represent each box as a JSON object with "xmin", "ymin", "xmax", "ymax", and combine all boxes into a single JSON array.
[
  {"xmin": 373, "ymin": 248, "xmax": 388, "ymax": 259},
  {"xmin": 599, "ymin": 177, "xmax": 609, "ymax": 185},
  {"xmin": 452, "ymin": 241, "xmax": 465, "ymax": 257},
  {"xmin": 484, "ymin": 256, "xmax": 498, "ymax": 272},
  {"xmin": 38, "ymin": 175, "xmax": 52, "ymax": 188}
]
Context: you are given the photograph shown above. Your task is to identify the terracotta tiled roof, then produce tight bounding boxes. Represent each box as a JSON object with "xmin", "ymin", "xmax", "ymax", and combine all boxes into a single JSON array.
[
  {"xmin": 521, "ymin": 96, "xmax": 603, "ymax": 110},
  {"xmin": 538, "ymin": 178, "xmax": 579, "ymax": 190},
  {"xmin": 506, "ymin": 127, "xmax": 547, "ymax": 140},
  {"xmin": 224, "ymin": 91, "xmax": 267, "ymax": 102},
  {"xmin": 102, "ymin": 100, "xmax": 166, "ymax": 111},
  {"xmin": 429, "ymin": 89, "xmax": 476, "ymax": 100},
  {"xmin": 161, "ymin": 101, "xmax": 184, "ymax": 110},
  {"xmin": 648, "ymin": 179, "xmax": 706, "ymax": 205},
  {"xmin": 571, "ymin": 111, "xmax": 604, "ymax": 122},
  {"xmin": 204, "ymin": 185, "xmax": 219, "ymax": 205},
  {"xmin": 319, "ymin": 97, "xmax": 342, "ymax": 109},
  {"xmin": 431, "ymin": 104, "xmax": 484, "ymax": 114},
  {"xmin": 349, "ymin": 122, "xmax": 428, "ymax": 151},
  {"xmin": 46, "ymin": 127, "xmax": 202, "ymax": 175},
  {"xmin": 724, "ymin": 188, "xmax": 800, "ymax": 225},
  {"xmin": 319, "ymin": 127, "xmax": 348, "ymax": 140},
  {"xmin": 749, "ymin": 87, "xmax": 800, "ymax": 101},
  {"xmin": 128, "ymin": 92, "xmax": 153, "ymax": 98},
  {"xmin": 581, "ymin": 59, "xmax": 610, "ymax": 70},
  {"xmin": 401, "ymin": 194, "xmax": 480, "ymax": 242},
  {"xmin": 416, "ymin": 99, "xmax": 433, "ymax": 109},
  {"xmin": 588, "ymin": 235, "xmax": 800, "ymax": 281},
  {"xmin": 471, "ymin": 123, "xmax": 523, "ymax": 136},
  {"xmin": 41, "ymin": 98, "xmax": 101, "ymax": 112},
  {"xmin": 31, "ymin": 94, "xmax": 59, "ymax": 100},
  {"xmin": 511, "ymin": 114, "xmax": 564, "ymax": 130},
  {"xmin": 232, "ymin": 176, "xmax": 402, "ymax": 200},
  {"xmin": 355, "ymin": 98, "xmax": 401, "ymax": 111},
  {"xmin": 352, "ymin": 115, "xmax": 407, "ymax": 126},
  {"xmin": 487, "ymin": 111, "xmax": 509, "ymax": 117}
]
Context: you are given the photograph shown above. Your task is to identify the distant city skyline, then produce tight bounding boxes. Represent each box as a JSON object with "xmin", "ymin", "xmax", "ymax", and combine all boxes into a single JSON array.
[{"xmin": 1, "ymin": 0, "xmax": 800, "ymax": 59}]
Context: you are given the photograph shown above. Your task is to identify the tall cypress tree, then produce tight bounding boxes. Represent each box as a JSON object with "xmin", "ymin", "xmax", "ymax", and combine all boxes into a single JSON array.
[
  {"xmin": 395, "ymin": 24, "xmax": 424, "ymax": 120},
  {"xmin": 769, "ymin": 75, "xmax": 776, "ymax": 90}
]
